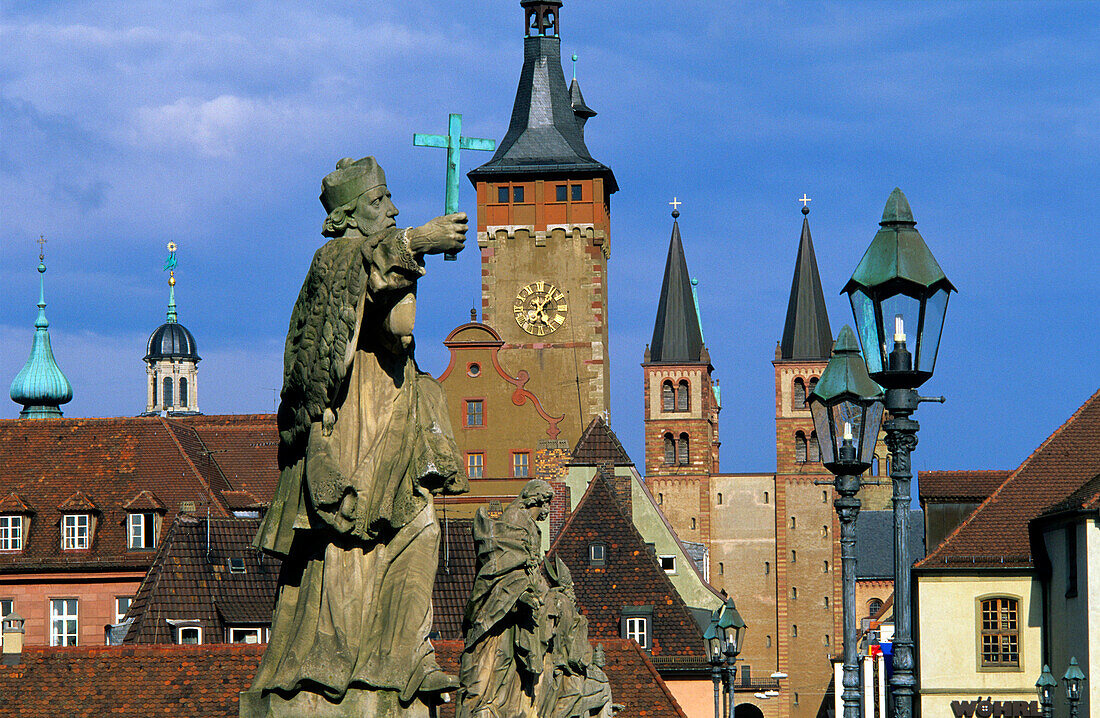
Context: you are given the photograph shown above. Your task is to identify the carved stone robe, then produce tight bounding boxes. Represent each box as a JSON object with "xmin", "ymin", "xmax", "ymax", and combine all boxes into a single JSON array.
[{"xmin": 247, "ymin": 227, "xmax": 467, "ymax": 717}]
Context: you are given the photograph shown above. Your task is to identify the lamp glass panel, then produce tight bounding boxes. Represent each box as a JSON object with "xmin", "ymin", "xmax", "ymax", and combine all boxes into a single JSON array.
[
  {"xmin": 849, "ymin": 289, "xmax": 882, "ymax": 374},
  {"xmin": 859, "ymin": 403, "xmax": 884, "ymax": 465},
  {"xmin": 917, "ymin": 288, "xmax": 949, "ymax": 374},
  {"xmin": 879, "ymin": 293, "xmax": 922, "ymax": 364},
  {"xmin": 810, "ymin": 401, "xmax": 835, "ymax": 466},
  {"xmin": 830, "ymin": 400, "xmax": 865, "ymax": 466}
]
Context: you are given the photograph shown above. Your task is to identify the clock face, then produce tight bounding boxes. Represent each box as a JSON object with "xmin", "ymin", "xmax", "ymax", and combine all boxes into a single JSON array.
[{"xmin": 513, "ymin": 281, "xmax": 568, "ymax": 336}]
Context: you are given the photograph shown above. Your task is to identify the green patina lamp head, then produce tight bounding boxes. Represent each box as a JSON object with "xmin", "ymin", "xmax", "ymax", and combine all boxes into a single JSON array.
[
  {"xmin": 718, "ymin": 597, "xmax": 747, "ymax": 657},
  {"xmin": 807, "ymin": 325, "xmax": 884, "ymax": 474},
  {"xmin": 842, "ymin": 188, "xmax": 955, "ymax": 389},
  {"xmin": 1063, "ymin": 657, "xmax": 1085, "ymax": 701},
  {"xmin": 704, "ymin": 612, "xmax": 723, "ymax": 664},
  {"xmin": 1036, "ymin": 664, "xmax": 1057, "ymax": 705}
]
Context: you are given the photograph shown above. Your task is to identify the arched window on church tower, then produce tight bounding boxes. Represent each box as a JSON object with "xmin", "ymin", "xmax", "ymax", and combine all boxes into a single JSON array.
[
  {"xmin": 793, "ymin": 378, "xmax": 806, "ymax": 408},
  {"xmin": 808, "ymin": 376, "xmax": 818, "ymax": 398},
  {"xmin": 663, "ymin": 434, "xmax": 675, "ymax": 465},
  {"xmin": 179, "ymin": 377, "xmax": 188, "ymax": 407},
  {"xmin": 678, "ymin": 433, "xmax": 689, "ymax": 465},
  {"xmin": 809, "ymin": 431, "xmax": 820, "ymax": 462},
  {"xmin": 162, "ymin": 377, "xmax": 173, "ymax": 409},
  {"xmin": 677, "ymin": 380, "xmax": 689, "ymax": 412},
  {"xmin": 662, "ymin": 381, "xmax": 675, "ymax": 411},
  {"xmin": 151, "ymin": 377, "xmax": 157, "ymax": 407},
  {"xmin": 795, "ymin": 431, "xmax": 807, "ymax": 463}
]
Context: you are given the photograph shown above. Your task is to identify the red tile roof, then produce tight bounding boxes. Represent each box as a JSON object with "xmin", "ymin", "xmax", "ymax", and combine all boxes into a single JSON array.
[
  {"xmin": 57, "ymin": 491, "xmax": 98, "ymax": 512},
  {"xmin": 431, "ymin": 518, "xmax": 477, "ymax": 641},
  {"xmin": 918, "ymin": 387, "xmax": 1100, "ymax": 569},
  {"xmin": 124, "ymin": 516, "xmax": 278, "ymax": 644},
  {"xmin": 1041, "ymin": 470, "xmax": 1100, "ymax": 516},
  {"xmin": 175, "ymin": 415, "xmax": 279, "ymax": 504},
  {"xmin": 918, "ymin": 470, "xmax": 1011, "ymax": 503},
  {"xmin": 571, "ymin": 415, "xmax": 634, "ymax": 465},
  {"xmin": 0, "ymin": 640, "xmax": 686, "ymax": 717},
  {"xmin": 548, "ymin": 473, "xmax": 706, "ymax": 658}
]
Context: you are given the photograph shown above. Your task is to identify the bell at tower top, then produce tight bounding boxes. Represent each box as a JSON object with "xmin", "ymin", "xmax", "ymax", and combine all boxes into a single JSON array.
[{"xmin": 522, "ymin": 0, "xmax": 562, "ymax": 38}]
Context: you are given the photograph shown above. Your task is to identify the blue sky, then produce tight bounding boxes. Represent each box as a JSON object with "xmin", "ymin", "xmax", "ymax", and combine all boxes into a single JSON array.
[{"xmin": 2, "ymin": 2, "xmax": 1098, "ymax": 478}]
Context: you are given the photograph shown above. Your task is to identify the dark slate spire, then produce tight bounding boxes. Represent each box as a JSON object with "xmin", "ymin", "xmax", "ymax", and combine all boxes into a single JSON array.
[
  {"xmin": 649, "ymin": 210, "xmax": 704, "ymax": 363},
  {"xmin": 468, "ymin": 1, "xmax": 617, "ymax": 192},
  {"xmin": 779, "ymin": 204, "xmax": 833, "ymax": 360}
]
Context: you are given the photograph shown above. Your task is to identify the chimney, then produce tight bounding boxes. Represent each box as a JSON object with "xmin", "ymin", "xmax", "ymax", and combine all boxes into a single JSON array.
[
  {"xmin": 2, "ymin": 612, "xmax": 25, "ymax": 665},
  {"xmin": 535, "ymin": 438, "xmax": 572, "ymax": 543}
]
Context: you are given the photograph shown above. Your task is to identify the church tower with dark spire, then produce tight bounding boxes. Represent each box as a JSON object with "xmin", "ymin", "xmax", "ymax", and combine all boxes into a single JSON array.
[
  {"xmin": 143, "ymin": 243, "xmax": 200, "ymax": 415},
  {"xmin": 467, "ymin": 0, "xmax": 617, "ymax": 447}
]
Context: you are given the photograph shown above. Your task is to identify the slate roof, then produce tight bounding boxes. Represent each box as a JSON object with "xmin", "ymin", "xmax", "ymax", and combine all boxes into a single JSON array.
[
  {"xmin": 0, "ymin": 639, "xmax": 686, "ymax": 718},
  {"xmin": 918, "ymin": 470, "xmax": 1011, "ymax": 503},
  {"xmin": 431, "ymin": 517, "xmax": 477, "ymax": 641},
  {"xmin": 467, "ymin": 30, "xmax": 617, "ymax": 191},
  {"xmin": 855, "ymin": 510, "xmax": 925, "ymax": 580},
  {"xmin": 779, "ymin": 209, "xmax": 832, "ymax": 361},
  {"xmin": 548, "ymin": 473, "xmax": 706, "ymax": 658},
  {"xmin": 0, "ymin": 417, "xmax": 233, "ymax": 573},
  {"xmin": 648, "ymin": 217, "xmax": 705, "ymax": 364},
  {"xmin": 918, "ymin": 387, "xmax": 1100, "ymax": 569},
  {"xmin": 123, "ymin": 516, "xmax": 279, "ymax": 644},
  {"xmin": 570, "ymin": 415, "xmax": 634, "ymax": 466}
]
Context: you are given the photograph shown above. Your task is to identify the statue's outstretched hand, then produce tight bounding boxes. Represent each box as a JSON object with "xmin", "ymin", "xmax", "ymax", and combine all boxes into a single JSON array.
[{"xmin": 407, "ymin": 213, "xmax": 468, "ymax": 255}]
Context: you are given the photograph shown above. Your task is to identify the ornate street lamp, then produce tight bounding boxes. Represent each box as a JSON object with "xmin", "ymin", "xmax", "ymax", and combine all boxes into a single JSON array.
[
  {"xmin": 842, "ymin": 188, "xmax": 954, "ymax": 718},
  {"xmin": 705, "ymin": 599, "xmax": 747, "ymax": 718},
  {"xmin": 1063, "ymin": 656, "xmax": 1085, "ymax": 718},
  {"xmin": 705, "ymin": 613, "xmax": 724, "ymax": 718},
  {"xmin": 1035, "ymin": 664, "xmax": 1056, "ymax": 718},
  {"xmin": 808, "ymin": 325, "xmax": 884, "ymax": 718}
]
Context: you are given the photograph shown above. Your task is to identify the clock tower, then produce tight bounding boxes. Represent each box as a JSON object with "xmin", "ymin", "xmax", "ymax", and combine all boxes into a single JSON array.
[{"xmin": 467, "ymin": 0, "xmax": 617, "ymax": 446}]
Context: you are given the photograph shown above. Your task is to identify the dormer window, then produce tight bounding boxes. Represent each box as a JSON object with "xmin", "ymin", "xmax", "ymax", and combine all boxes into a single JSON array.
[
  {"xmin": 588, "ymin": 542, "xmax": 606, "ymax": 566},
  {"xmin": 128, "ymin": 512, "xmax": 157, "ymax": 550},
  {"xmin": 62, "ymin": 514, "xmax": 90, "ymax": 550},
  {"xmin": 0, "ymin": 515, "xmax": 23, "ymax": 551}
]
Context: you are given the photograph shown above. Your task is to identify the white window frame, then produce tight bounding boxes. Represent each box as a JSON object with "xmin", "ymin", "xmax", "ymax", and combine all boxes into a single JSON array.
[
  {"xmin": 0, "ymin": 515, "xmax": 22, "ymax": 551},
  {"xmin": 659, "ymin": 555, "xmax": 676, "ymax": 574},
  {"xmin": 625, "ymin": 616, "xmax": 649, "ymax": 649},
  {"xmin": 177, "ymin": 626, "xmax": 202, "ymax": 645},
  {"xmin": 62, "ymin": 514, "xmax": 90, "ymax": 550},
  {"xmin": 50, "ymin": 598, "xmax": 78, "ymax": 646},
  {"xmin": 588, "ymin": 543, "xmax": 606, "ymax": 565},
  {"xmin": 115, "ymin": 596, "xmax": 132, "ymax": 624},
  {"xmin": 229, "ymin": 627, "xmax": 266, "ymax": 644},
  {"xmin": 128, "ymin": 512, "xmax": 157, "ymax": 549}
]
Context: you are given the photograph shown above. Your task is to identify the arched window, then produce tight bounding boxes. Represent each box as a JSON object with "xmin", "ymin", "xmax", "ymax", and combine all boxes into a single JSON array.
[
  {"xmin": 823, "ymin": 560, "xmax": 829, "ymax": 573},
  {"xmin": 791, "ymin": 549, "xmax": 797, "ymax": 562},
  {"xmin": 871, "ymin": 455, "xmax": 880, "ymax": 477},
  {"xmin": 824, "ymin": 634, "xmax": 830, "ymax": 646},
  {"xmin": 791, "ymin": 587, "xmax": 797, "ymax": 599},
  {"xmin": 824, "ymin": 596, "xmax": 830, "ymax": 608},
  {"xmin": 793, "ymin": 378, "xmax": 806, "ymax": 408},
  {"xmin": 657, "ymin": 493, "xmax": 663, "ymax": 505},
  {"xmin": 691, "ymin": 517, "xmax": 697, "ymax": 530},
  {"xmin": 867, "ymin": 598, "xmax": 883, "ymax": 617},
  {"xmin": 795, "ymin": 432, "xmax": 807, "ymax": 462},
  {"xmin": 792, "ymin": 624, "xmax": 798, "ymax": 638},
  {"xmin": 179, "ymin": 377, "xmax": 188, "ymax": 407},
  {"xmin": 663, "ymin": 434, "xmax": 675, "ymax": 465},
  {"xmin": 764, "ymin": 561, "xmax": 770, "ymax": 575},
  {"xmin": 808, "ymin": 377, "xmax": 818, "ymax": 397},
  {"xmin": 766, "ymin": 635, "xmax": 772, "ymax": 648},
  {"xmin": 790, "ymin": 516, "xmax": 797, "ymax": 530},
  {"xmin": 151, "ymin": 377, "xmax": 157, "ymax": 407},
  {"xmin": 885, "ymin": 455, "xmax": 892, "ymax": 476},
  {"xmin": 162, "ymin": 377, "xmax": 173, "ymax": 409},
  {"xmin": 809, "ymin": 431, "xmax": 821, "ymax": 462},
  {"xmin": 662, "ymin": 381, "xmax": 675, "ymax": 411},
  {"xmin": 717, "ymin": 492, "xmax": 723, "ymax": 505},
  {"xmin": 822, "ymin": 524, "xmax": 829, "ymax": 537},
  {"xmin": 718, "ymin": 562, "xmax": 724, "ymax": 575},
  {"xmin": 678, "ymin": 433, "xmax": 689, "ymax": 465},
  {"xmin": 677, "ymin": 380, "xmax": 689, "ymax": 412},
  {"xmin": 822, "ymin": 491, "xmax": 828, "ymax": 504}
]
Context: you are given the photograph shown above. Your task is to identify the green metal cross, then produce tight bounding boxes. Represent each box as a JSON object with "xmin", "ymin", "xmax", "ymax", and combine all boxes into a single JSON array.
[{"xmin": 414, "ymin": 113, "xmax": 496, "ymax": 260}]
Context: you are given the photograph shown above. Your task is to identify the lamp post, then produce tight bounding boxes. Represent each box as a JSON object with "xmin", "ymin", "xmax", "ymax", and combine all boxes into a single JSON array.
[
  {"xmin": 705, "ymin": 598, "xmax": 747, "ymax": 718},
  {"xmin": 808, "ymin": 325, "xmax": 885, "ymax": 718},
  {"xmin": 842, "ymin": 188, "xmax": 955, "ymax": 718},
  {"xmin": 1035, "ymin": 664, "xmax": 1056, "ymax": 718},
  {"xmin": 1062, "ymin": 656, "xmax": 1085, "ymax": 718}
]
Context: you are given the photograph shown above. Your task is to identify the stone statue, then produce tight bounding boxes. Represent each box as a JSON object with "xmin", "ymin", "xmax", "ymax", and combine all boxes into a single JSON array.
[
  {"xmin": 240, "ymin": 156, "xmax": 470, "ymax": 718},
  {"xmin": 458, "ymin": 480, "xmax": 613, "ymax": 718}
]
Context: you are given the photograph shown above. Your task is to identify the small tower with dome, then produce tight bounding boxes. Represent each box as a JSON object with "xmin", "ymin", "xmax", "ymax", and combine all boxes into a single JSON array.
[
  {"xmin": 144, "ymin": 242, "xmax": 200, "ymax": 415},
  {"xmin": 9, "ymin": 237, "xmax": 73, "ymax": 419}
]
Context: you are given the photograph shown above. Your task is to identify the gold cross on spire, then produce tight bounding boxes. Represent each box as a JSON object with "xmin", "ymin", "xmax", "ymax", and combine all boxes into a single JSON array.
[
  {"xmin": 669, "ymin": 197, "xmax": 682, "ymax": 211},
  {"xmin": 799, "ymin": 194, "xmax": 812, "ymax": 208},
  {"xmin": 36, "ymin": 234, "xmax": 47, "ymax": 261}
]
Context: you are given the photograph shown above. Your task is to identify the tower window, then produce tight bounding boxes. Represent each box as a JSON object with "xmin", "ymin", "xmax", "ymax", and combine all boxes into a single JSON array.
[
  {"xmin": 809, "ymin": 431, "xmax": 821, "ymax": 462},
  {"xmin": 555, "ymin": 184, "xmax": 567, "ymax": 202},
  {"xmin": 162, "ymin": 377, "xmax": 173, "ymax": 409},
  {"xmin": 868, "ymin": 598, "xmax": 883, "ymax": 617},
  {"xmin": 179, "ymin": 377, "xmax": 188, "ymax": 407},
  {"xmin": 871, "ymin": 455, "xmax": 880, "ymax": 477},
  {"xmin": 677, "ymin": 380, "xmax": 689, "ymax": 411},
  {"xmin": 764, "ymin": 561, "xmax": 770, "ymax": 575},
  {"xmin": 791, "ymin": 549, "xmax": 797, "ymax": 562},
  {"xmin": 662, "ymin": 381, "xmax": 674, "ymax": 411},
  {"xmin": 717, "ymin": 492, "xmax": 723, "ymax": 505},
  {"xmin": 766, "ymin": 635, "xmax": 772, "ymax": 648},
  {"xmin": 795, "ymin": 432, "xmax": 807, "ymax": 462},
  {"xmin": 465, "ymin": 400, "xmax": 484, "ymax": 427},
  {"xmin": 823, "ymin": 560, "xmax": 829, "ymax": 573},
  {"xmin": 791, "ymin": 587, "xmax": 797, "ymax": 600},
  {"xmin": 466, "ymin": 453, "xmax": 484, "ymax": 479},
  {"xmin": 663, "ymin": 434, "xmax": 675, "ymax": 465},
  {"xmin": 497, "ymin": 186, "xmax": 509, "ymax": 203},
  {"xmin": 690, "ymin": 517, "xmax": 696, "ymax": 531},
  {"xmin": 571, "ymin": 184, "xmax": 582, "ymax": 201},
  {"xmin": 678, "ymin": 433, "xmax": 689, "ymax": 465},
  {"xmin": 824, "ymin": 596, "xmax": 830, "ymax": 608},
  {"xmin": 808, "ymin": 377, "xmax": 818, "ymax": 396},
  {"xmin": 792, "ymin": 624, "xmax": 798, "ymax": 638},
  {"xmin": 657, "ymin": 493, "xmax": 663, "ymax": 505},
  {"xmin": 764, "ymin": 491, "xmax": 769, "ymax": 504},
  {"xmin": 793, "ymin": 378, "xmax": 806, "ymax": 408},
  {"xmin": 718, "ymin": 562, "xmax": 724, "ymax": 575},
  {"xmin": 512, "ymin": 186, "xmax": 524, "ymax": 203},
  {"xmin": 151, "ymin": 377, "xmax": 157, "ymax": 407},
  {"xmin": 790, "ymin": 516, "xmax": 796, "ymax": 530}
]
